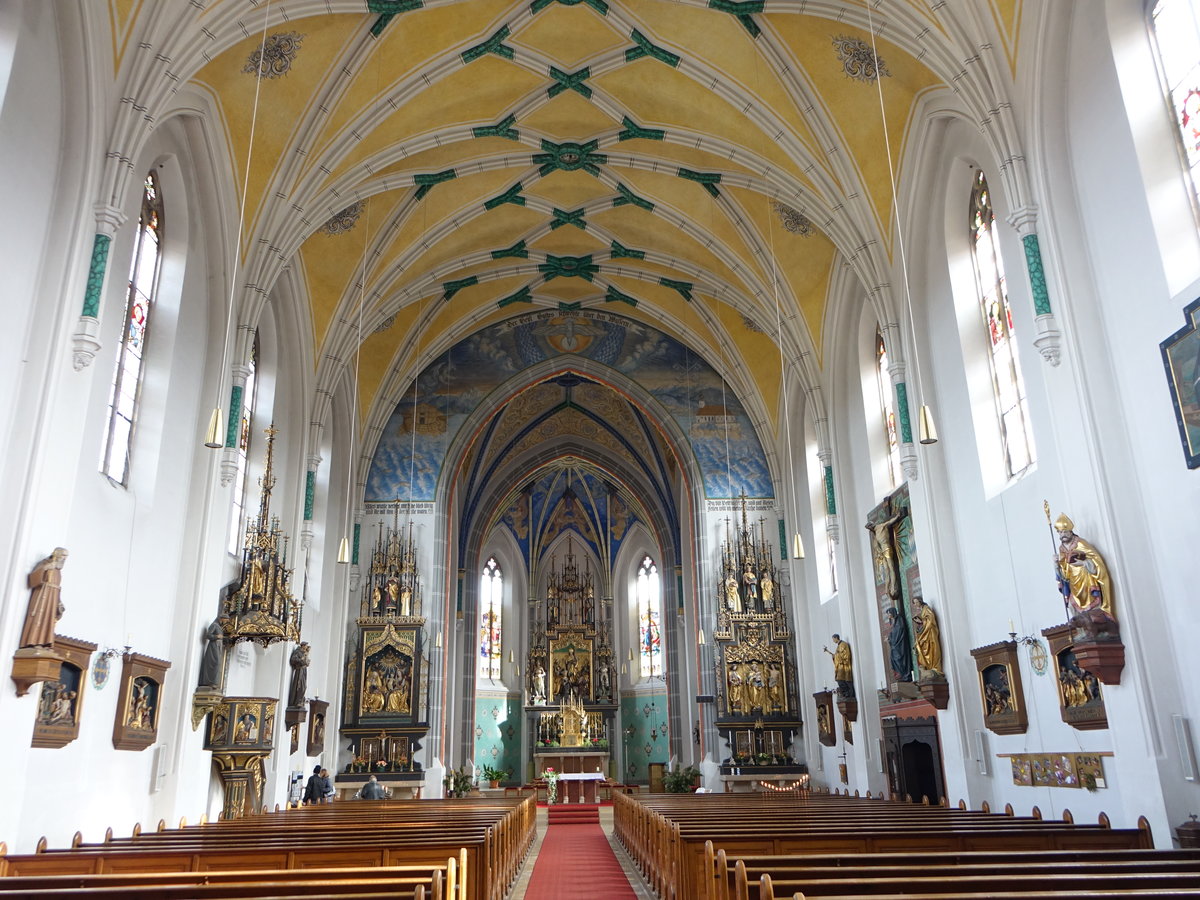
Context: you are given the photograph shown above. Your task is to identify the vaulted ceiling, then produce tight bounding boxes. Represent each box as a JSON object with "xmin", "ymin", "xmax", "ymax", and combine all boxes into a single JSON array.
[{"xmin": 106, "ymin": 0, "xmax": 1026, "ymax": 452}]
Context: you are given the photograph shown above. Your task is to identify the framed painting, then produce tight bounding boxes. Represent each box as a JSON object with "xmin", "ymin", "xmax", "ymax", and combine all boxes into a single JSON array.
[{"xmin": 1161, "ymin": 296, "xmax": 1200, "ymax": 468}]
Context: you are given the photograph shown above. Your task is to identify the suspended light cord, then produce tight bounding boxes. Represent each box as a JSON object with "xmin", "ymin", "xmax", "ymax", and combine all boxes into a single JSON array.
[
  {"xmin": 206, "ymin": 0, "xmax": 272, "ymax": 448},
  {"xmin": 765, "ymin": 204, "xmax": 806, "ymax": 560},
  {"xmin": 864, "ymin": 0, "xmax": 937, "ymax": 444},
  {"xmin": 338, "ymin": 195, "xmax": 372, "ymax": 563}
]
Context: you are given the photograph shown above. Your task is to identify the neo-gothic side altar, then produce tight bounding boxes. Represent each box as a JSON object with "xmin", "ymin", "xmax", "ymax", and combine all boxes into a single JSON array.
[
  {"xmin": 526, "ymin": 539, "xmax": 617, "ymax": 779},
  {"xmin": 713, "ymin": 501, "xmax": 806, "ymax": 784},
  {"xmin": 337, "ymin": 518, "xmax": 430, "ymax": 794}
]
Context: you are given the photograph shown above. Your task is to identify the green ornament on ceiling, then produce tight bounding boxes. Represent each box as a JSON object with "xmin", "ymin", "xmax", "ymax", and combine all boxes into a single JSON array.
[
  {"xmin": 492, "ymin": 239, "xmax": 529, "ymax": 259},
  {"xmin": 605, "ymin": 285, "xmax": 638, "ymax": 307},
  {"xmin": 462, "ymin": 25, "xmax": 515, "ymax": 63},
  {"xmin": 485, "ymin": 182, "xmax": 527, "ymax": 210},
  {"xmin": 613, "ymin": 183, "xmax": 654, "ymax": 212},
  {"xmin": 533, "ymin": 140, "xmax": 607, "ymax": 177},
  {"xmin": 442, "ymin": 275, "xmax": 479, "ymax": 301},
  {"xmin": 548, "ymin": 66, "xmax": 592, "ymax": 99},
  {"xmin": 625, "ymin": 29, "xmax": 680, "ymax": 67},
  {"xmin": 660, "ymin": 277, "xmax": 694, "ymax": 301},
  {"xmin": 618, "ymin": 116, "xmax": 665, "ymax": 142},
  {"xmin": 530, "ymin": 0, "xmax": 609, "ymax": 15},
  {"xmin": 498, "ymin": 285, "xmax": 533, "ymax": 307},
  {"xmin": 678, "ymin": 167, "xmax": 722, "ymax": 198},
  {"xmin": 367, "ymin": 0, "xmax": 423, "ymax": 36},
  {"xmin": 558, "ymin": 301, "xmax": 583, "ymax": 312},
  {"xmin": 413, "ymin": 169, "xmax": 456, "ymax": 200},
  {"xmin": 474, "ymin": 113, "xmax": 520, "ymax": 141},
  {"xmin": 550, "ymin": 208, "xmax": 587, "ymax": 230},
  {"xmin": 707, "ymin": 0, "xmax": 763, "ymax": 38},
  {"xmin": 609, "ymin": 240, "xmax": 645, "ymax": 260},
  {"xmin": 540, "ymin": 255, "xmax": 599, "ymax": 282}
]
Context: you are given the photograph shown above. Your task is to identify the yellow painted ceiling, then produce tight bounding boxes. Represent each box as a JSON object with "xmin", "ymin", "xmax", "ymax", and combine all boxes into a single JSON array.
[{"xmin": 162, "ymin": 0, "xmax": 987, "ymax": 437}]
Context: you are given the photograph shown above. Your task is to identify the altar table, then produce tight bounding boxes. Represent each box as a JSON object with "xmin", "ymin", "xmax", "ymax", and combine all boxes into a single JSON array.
[{"xmin": 557, "ymin": 771, "xmax": 606, "ymax": 803}]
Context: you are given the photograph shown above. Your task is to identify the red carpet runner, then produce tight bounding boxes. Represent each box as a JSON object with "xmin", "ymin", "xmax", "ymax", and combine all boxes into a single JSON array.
[{"xmin": 523, "ymin": 808, "xmax": 637, "ymax": 900}]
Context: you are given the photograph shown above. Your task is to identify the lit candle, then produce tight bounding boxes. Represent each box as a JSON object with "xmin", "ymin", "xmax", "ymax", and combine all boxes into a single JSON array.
[{"xmin": 1008, "ymin": 619, "xmax": 1014, "ymax": 634}]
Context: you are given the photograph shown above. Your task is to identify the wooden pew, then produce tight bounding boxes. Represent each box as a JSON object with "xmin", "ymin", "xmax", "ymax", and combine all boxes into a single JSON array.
[
  {"xmin": 612, "ymin": 792, "xmax": 1153, "ymax": 900},
  {"xmin": 0, "ymin": 863, "xmax": 446, "ymax": 899},
  {"xmin": 2, "ymin": 797, "xmax": 535, "ymax": 900}
]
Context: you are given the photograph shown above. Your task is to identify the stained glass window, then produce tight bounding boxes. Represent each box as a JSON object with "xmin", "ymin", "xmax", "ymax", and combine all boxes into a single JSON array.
[
  {"xmin": 636, "ymin": 556, "xmax": 661, "ymax": 678},
  {"xmin": 227, "ymin": 335, "xmax": 259, "ymax": 554},
  {"xmin": 875, "ymin": 328, "xmax": 901, "ymax": 488},
  {"xmin": 1150, "ymin": 1, "xmax": 1200, "ymax": 212},
  {"xmin": 969, "ymin": 170, "xmax": 1036, "ymax": 478},
  {"xmin": 479, "ymin": 557, "xmax": 502, "ymax": 681},
  {"xmin": 101, "ymin": 172, "xmax": 163, "ymax": 485}
]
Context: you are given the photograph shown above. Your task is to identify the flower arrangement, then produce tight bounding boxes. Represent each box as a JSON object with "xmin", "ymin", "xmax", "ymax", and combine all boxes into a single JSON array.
[
  {"xmin": 541, "ymin": 766, "xmax": 559, "ymax": 804},
  {"xmin": 480, "ymin": 764, "xmax": 507, "ymax": 787}
]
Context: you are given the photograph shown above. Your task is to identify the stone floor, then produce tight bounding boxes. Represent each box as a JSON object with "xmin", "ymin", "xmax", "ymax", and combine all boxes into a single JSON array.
[{"xmin": 506, "ymin": 806, "xmax": 655, "ymax": 900}]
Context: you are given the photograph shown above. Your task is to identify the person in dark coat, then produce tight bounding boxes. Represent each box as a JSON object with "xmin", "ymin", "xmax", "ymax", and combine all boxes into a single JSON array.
[
  {"xmin": 359, "ymin": 775, "xmax": 387, "ymax": 800},
  {"xmin": 303, "ymin": 765, "xmax": 323, "ymax": 805}
]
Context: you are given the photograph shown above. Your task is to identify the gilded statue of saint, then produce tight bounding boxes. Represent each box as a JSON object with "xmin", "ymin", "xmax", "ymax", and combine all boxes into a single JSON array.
[
  {"xmin": 911, "ymin": 597, "xmax": 943, "ymax": 676},
  {"xmin": 727, "ymin": 664, "xmax": 745, "ymax": 712},
  {"xmin": 767, "ymin": 663, "xmax": 783, "ymax": 710},
  {"xmin": 761, "ymin": 571, "xmax": 775, "ymax": 610},
  {"xmin": 825, "ymin": 634, "xmax": 854, "ymax": 699},
  {"xmin": 21, "ymin": 548, "xmax": 67, "ymax": 648},
  {"xmin": 746, "ymin": 662, "xmax": 766, "ymax": 710},
  {"xmin": 1053, "ymin": 514, "xmax": 1114, "ymax": 621},
  {"xmin": 724, "ymin": 573, "xmax": 741, "ymax": 612}
]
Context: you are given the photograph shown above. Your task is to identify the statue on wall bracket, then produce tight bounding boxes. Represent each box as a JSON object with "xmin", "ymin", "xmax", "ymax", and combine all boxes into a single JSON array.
[
  {"xmin": 823, "ymin": 634, "xmax": 857, "ymax": 722},
  {"xmin": 1046, "ymin": 504, "xmax": 1124, "ymax": 684},
  {"xmin": 911, "ymin": 596, "xmax": 949, "ymax": 709},
  {"xmin": 867, "ymin": 489, "xmax": 923, "ymax": 702},
  {"xmin": 11, "ymin": 549, "xmax": 70, "ymax": 697}
]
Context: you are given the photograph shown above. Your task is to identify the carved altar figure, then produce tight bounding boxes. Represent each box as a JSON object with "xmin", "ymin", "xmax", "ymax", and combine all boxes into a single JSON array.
[
  {"xmin": 1053, "ymin": 514, "xmax": 1114, "ymax": 623},
  {"xmin": 742, "ymin": 566, "xmax": 759, "ymax": 608},
  {"xmin": 816, "ymin": 703, "xmax": 831, "ymax": 736},
  {"xmin": 911, "ymin": 597, "xmax": 943, "ymax": 676},
  {"xmin": 199, "ymin": 619, "xmax": 227, "ymax": 688},
  {"xmin": 248, "ymin": 556, "xmax": 267, "ymax": 603},
  {"xmin": 746, "ymin": 662, "xmax": 766, "ymax": 710},
  {"xmin": 724, "ymin": 573, "xmax": 741, "ymax": 612},
  {"xmin": 288, "ymin": 642, "xmax": 310, "ymax": 708},
  {"xmin": 400, "ymin": 583, "xmax": 412, "ymax": 616},
  {"xmin": 727, "ymin": 664, "xmax": 745, "ymax": 711},
  {"xmin": 362, "ymin": 669, "xmax": 385, "ymax": 713},
  {"xmin": 372, "ymin": 584, "xmax": 383, "ymax": 613},
  {"xmin": 20, "ymin": 548, "xmax": 67, "ymax": 648},
  {"xmin": 761, "ymin": 571, "xmax": 775, "ymax": 611},
  {"xmin": 866, "ymin": 512, "xmax": 903, "ymax": 600},
  {"xmin": 385, "ymin": 580, "xmax": 400, "ymax": 614},
  {"xmin": 532, "ymin": 665, "xmax": 546, "ymax": 702},
  {"xmin": 767, "ymin": 663, "xmax": 783, "ymax": 710}
]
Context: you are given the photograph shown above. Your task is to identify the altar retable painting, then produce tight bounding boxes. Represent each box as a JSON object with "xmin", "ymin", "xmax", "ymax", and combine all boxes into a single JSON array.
[{"xmin": 365, "ymin": 310, "xmax": 773, "ymax": 501}]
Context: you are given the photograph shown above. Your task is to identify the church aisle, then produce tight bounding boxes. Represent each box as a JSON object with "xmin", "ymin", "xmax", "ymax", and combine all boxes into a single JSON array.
[{"xmin": 509, "ymin": 806, "xmax": 649, "ymax": 900}]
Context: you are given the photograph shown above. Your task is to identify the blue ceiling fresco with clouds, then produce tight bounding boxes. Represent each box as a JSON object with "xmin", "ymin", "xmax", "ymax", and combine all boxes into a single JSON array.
[{"xmin": 365, "ymin": 309, "xmax": 773, "ymax": 502}]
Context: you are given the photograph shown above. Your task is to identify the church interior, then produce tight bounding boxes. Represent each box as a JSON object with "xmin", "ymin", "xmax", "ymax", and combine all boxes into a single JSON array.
[{"xmin": 3, "ymin": 0, "xmax": 1200, "ymax": 878}]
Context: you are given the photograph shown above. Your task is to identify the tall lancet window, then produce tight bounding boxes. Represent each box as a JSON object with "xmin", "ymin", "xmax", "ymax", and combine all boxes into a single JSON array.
[
  {"xmin": 101, "ymin": 171, "xmax": 164, "ymax": 485},
  {"xmin": 227, "ymin": 334, "xmax": 259, "ymax": 554},
  {"xmin": 1150, "ymin": 0, "xmax": 1200, "ymax": 214},
  {"xmin": 636, "ymin": 556, "xmax": 661, "ymax": 678},
  {"xmin": 875, "ymin": 328, "xmax": 901, "ymax": 488},
  {"xmin": 479, "ymin": 557, "xmax": 503, "ymax": 681},
  {"xmin": 969, "ymin": 171, "xmax": 1035, "ymax": 478}
]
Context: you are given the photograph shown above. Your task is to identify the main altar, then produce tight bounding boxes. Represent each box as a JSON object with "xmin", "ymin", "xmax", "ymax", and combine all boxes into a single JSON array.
[
  {"xmin": 712, "ymin": 501, "xmax": 805, "ymax": 785},
  {"xmin": 525, "ymin": 539, "xmax": 616, "ymax": 780}
]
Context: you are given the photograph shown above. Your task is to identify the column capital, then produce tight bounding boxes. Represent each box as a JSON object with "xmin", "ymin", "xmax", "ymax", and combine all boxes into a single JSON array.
[
  {"xmin": 93, "ymin": 203, "xmax": 127, "ymax": 237},
  {"xmin": 1005, "ymin": 205, "xmax": 1040, "ymax": 237}
]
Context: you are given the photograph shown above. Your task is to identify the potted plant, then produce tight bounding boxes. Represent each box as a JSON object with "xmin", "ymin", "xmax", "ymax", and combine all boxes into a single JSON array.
[
  {"xmin": 442, "ymin": 767, "xmax": 474, "ymax": 798},
  {"xmin": 480, "ymin": 764, "xmax": 506, "ymax": 788},
  {"xmin": 663, "ymin": 764, "xmax": 702, "ymax": 793}
]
